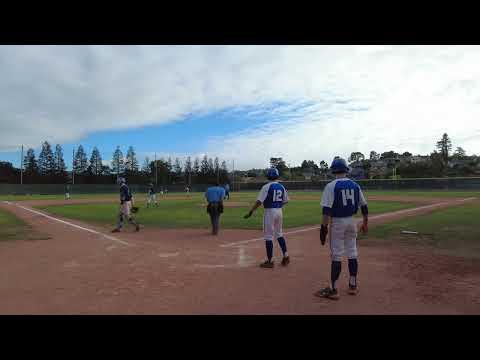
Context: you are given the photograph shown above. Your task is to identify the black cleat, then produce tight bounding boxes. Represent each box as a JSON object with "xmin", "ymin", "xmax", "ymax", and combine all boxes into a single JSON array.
[
  {"xmin": 259, "ymin": 260, "xmax": 274, "ymax": 268},
  {"xmin": 314, "ymin": 287, "xmax": 339, "ymax": 300},
  {"xmin": 281, "ymin": 256, "xmax": 290, "ymax": 266}
]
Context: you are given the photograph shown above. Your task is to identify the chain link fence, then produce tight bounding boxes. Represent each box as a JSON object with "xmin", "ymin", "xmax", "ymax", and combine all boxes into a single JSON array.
[{"xmin": 1, "ymin": 177, "xmax": 480, "ymax": 195}]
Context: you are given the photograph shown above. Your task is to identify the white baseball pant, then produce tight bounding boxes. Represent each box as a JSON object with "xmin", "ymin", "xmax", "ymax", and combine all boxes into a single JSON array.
[
  {"xmin": 329, "ymin": 216, "xmax": 358, "ymax": 262},
  {"xmin": 147, "ymin": 193, "xmax": 157, "ymax": 205},
  {"xmin": 263, "ymin": 208, "xmax": 284, "ymax": 241}
]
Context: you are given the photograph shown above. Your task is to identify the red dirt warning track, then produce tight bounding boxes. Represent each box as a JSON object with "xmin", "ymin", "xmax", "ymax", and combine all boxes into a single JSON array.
[{"xmin": 0, "ymin": 197, "xmax": 479, "ymax": 314}]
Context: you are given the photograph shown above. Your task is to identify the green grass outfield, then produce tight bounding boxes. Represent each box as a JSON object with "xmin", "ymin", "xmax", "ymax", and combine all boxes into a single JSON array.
[
  {"xmin": 363, "ymin": 202, "xmax": 480, "ymax": 258},
  {"xmin": 0, "ymin": 207, "xmax": 49, "ymax": 241},
  {"xmin": 36, "ymin": 195, "xmax": 416, "ymax": 230},
  {"xmin": 1, "ymin": 189, "xmax": 479, "ymax": 202}
]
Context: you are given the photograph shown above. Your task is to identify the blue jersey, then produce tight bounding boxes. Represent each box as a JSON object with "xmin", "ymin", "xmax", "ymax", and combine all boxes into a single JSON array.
[
  {"xmin": 120, "ymin": 184, "xmax": 132, "ymax": 203},
  {"xmin": 257, "ymin": 181, "xmax": 289, "ymax": 209},
  {"xmin": 205, "ymin": 186, "xmax": 225, "ymax": 203},
  {"xmin": 148, "ymin": 186, "xmax": 155, "ymax": 195},
  {"xmin": 321, "ymin": 178, "xmax": 367, "ymax": 217}
]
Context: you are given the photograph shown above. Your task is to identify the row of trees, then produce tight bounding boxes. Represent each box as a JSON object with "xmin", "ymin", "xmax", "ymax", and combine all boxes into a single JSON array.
[
  {"xmin": 2, "ymin": 133, "xmax": 478, "ymax": 184},
  {"xmin": 9, "ymin": 141, "xmax": 232, "ymax": 185}
]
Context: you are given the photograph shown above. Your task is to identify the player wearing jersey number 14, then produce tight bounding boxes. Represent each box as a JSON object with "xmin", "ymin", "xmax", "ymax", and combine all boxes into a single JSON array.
[
  {"xmin": 315, "ymin": 158, "xmax": 368, "ymax": 300},
  {"xmin": 244, "ymin": 168, "xmax": 290, "ymax": 268}
]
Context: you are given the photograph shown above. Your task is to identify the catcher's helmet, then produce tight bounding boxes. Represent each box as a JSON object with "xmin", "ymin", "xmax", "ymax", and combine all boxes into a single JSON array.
[
  {"xmin": 117, "ymin": 177, "xmax": 126, "ymax": 185},
  {"xmin": 266, "ymin": 168, "xmax": 280, "ymax": 180},
  {"xmin": 330, "ymin": 158, "xmax": 349, "ymax": 174}
]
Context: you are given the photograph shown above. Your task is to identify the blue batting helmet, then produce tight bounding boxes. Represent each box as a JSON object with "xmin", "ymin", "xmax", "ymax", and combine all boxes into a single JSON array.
[
  {"xmin": 330, "ymin": 158, "xmax": 349, "ymax": 174},
  {"xmin": 117, "ymin": 177, "xmax": 126, "ymax": 185},
  {"xmin": 266, "ymin": 168, "xmax": 280, "ymax": 180}
]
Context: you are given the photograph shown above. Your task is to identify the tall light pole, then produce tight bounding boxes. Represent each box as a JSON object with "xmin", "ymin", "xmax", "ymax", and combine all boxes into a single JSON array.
[
  {"xmin": 155, "ymin": 152, "xmax": 158, "ymax": 186},
  {"xmin": 232, "ymin": 159, "xmax": 235, "ymax": 192},
  {"xmin": 20, "ymin": 145, "xmax": 23, "ymax": 185},
  {"xmin": 72, "ymin": 147, "xmax": 75, "ymax": 185}
]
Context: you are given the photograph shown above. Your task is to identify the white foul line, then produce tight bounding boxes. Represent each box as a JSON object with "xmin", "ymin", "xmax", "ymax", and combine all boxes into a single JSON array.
[
  {"xmin": 3, "ymin": 201, "xmax": 131, "ymax": 246},
  {"xmin": 220, "ymin": 197, "xmax": 477, "ymax": 248}
]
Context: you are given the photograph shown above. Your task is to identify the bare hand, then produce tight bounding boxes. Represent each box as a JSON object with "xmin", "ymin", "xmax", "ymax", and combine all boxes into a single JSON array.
[{"xmin": 360, "ymin": 222, "xmax": 368, "ymax": 234}]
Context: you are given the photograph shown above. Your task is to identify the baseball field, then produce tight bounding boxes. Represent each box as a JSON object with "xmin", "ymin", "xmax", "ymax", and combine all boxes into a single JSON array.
[{"xmin": 0, "ymin": 189, "xmax": 479, "ymax": 314}]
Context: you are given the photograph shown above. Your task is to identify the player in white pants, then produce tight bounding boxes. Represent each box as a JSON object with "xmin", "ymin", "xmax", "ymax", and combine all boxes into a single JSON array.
[
  {"xmin": 316, "ymin": 157, "xmax": 368, "ymax": 300},
  {"xmin": 244, "ymin": 168, "xmax": 290, "ymax": 268},
  {"xmin": 147, "ymin": 183, "xmax": 158, "ymax": 208}
]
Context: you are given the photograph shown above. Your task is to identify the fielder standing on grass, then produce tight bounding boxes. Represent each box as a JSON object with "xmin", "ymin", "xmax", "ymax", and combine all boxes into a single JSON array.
[
  {"xmin": 315, "ymin": 157, "xmax": 368, "ymax": 300},
  {"xmin": 112, "ymin": 177, "xmax": 140, "ymax": 233},
  {"xmin": 224, "ymin": 183, "xmax": 230, "ymax": 200},
  {"xmin": 205, "ymin": 181, "xmax": 225, "ymax": 235},
  {"xmin": 147, "ymin": 182, "xmax": 158, "ymax": 208},
  {"xmin": 244, "ymin": 168, "xmax": 290, "ymax": 268}
]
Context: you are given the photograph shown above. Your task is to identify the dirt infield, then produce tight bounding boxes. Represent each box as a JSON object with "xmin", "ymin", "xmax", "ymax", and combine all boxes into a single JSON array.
[{"xmin": 0, "ymin": 196, "xmax": 479, "ymax": 314}]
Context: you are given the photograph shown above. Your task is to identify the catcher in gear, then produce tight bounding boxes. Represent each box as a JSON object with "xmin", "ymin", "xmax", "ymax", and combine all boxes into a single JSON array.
[
  {"xmin": 112, "ymin": 177, "xmax": 140, "ymax": 233},
  {"xmin": 315, "ymin": 157, "xmax": 368, "ymax": 300}
]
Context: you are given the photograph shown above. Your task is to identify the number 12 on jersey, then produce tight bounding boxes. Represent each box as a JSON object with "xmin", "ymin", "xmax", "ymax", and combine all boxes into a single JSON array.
[{"xmin": 273, "ymin": 189, "xmax": 283, "ymax": 202}]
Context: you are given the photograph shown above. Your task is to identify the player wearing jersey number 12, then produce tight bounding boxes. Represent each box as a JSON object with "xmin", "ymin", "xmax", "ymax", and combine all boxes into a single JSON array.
[{"xmin": 244, "ymin": 168, "xmax": 290, "ymax": 268}]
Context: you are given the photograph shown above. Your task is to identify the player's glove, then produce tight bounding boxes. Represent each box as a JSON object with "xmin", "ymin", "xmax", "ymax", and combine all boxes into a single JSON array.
[
  {"xmin": 320, "ymin": 224, "xmax": 328, "ymax": 246},
  {"xmin": 131, "ymin": 206, "xmax": 139, "ymax": 213},
  {"xmin": 243, "ymin": 211, "xmax": 253, "ymax": 219}
]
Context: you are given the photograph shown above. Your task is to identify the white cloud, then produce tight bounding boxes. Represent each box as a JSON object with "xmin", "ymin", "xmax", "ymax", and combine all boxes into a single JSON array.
[{"xmin": 1, "ymin": 45, "xmax": 480, "ymax": 169}]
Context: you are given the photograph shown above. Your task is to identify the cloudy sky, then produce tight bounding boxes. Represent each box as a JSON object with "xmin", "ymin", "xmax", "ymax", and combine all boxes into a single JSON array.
[{"xmin": 1, "ymin": 45, "xmax": 480, "ymax": 170}]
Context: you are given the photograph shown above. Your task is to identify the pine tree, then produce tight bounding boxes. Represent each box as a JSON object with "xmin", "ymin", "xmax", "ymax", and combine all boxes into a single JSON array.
[
  {"xmin": 193, "ymin": 157, "xmax": 200, "ymax": 175},
  {"xmin": 174, "ymin": 158, "xmax": 182, "ymax": 177},
  {"xmin": 200, "ymin": 155, "xmax": 209, "ymax": 177},
  {"xmin": 219, "ymin": 160, "xmax": 228, "ymax": 183},
  {"xmin": 38, "ymin": 141, "xmax": 55, "ymax": 176},
  {"xmin": 23, "ymin": 148, "xmax": 38, "ymax": 175},
  {"xmin": 436, "ymin": 133, "xmax": 452, "ymax": 163},
  {"xmin": 73, "ymin": 145, "xmax": 88, "ymax": 175},
  {"xmin": 53, "ymin": 144, "xmax": 67, "ymax": 180},
  {"xmin": 142, "ymin": 156, "xmax": 151, "ymax": 175},
  {"xmin": 88, "ymin": 147, "xmax": 103, "ymax": 175},
  {"xmin": 207, "ymin": 157, "xmax": 214, "ymax": 181},
  {"xmin": 167, "ymin": 157, "xmax": 173, "ymax": 183},
  {"xmin": 214, "ymin": 157, "xmax": 220, "ymax": 180},
  {"xmin": 184, "ymin": 156, "xmax": 192, "ymax": 184},
  {"xmin": 125, "ymin": 146, "xmax": 139, "ymax": 174},
  {"xmin": 112, "ymin": 146, "xmax": 124, "ymax": 175}
]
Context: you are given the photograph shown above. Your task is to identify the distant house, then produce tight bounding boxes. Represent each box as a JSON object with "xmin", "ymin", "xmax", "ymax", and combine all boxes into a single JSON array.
[
  {"xmin": 302, "ymin": 170, "xmax": 314, "ymax": 180},
  {"xmin": 348, "ymin": 161, "xmax": 366, "ymax": 180},
  {"xmin": 368, "ymin": 159, "xmax": 388, "ymax": 178}
]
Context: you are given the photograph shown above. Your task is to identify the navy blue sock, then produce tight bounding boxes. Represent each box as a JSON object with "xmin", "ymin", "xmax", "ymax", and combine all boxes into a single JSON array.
[
  {"xmin": 277, "ymin": 237, "xmax": 287, "ymax": 256},
  {"xmin": 265, "ymin": 241, "xmax": 273, "ymax": 261},
  {"xmin": 331, "ymin": 261, "xmax": 341, "ymax": 290},
  {"xmin": 348, "ymin": 258, "xmax": 358, "ymax": 286}
]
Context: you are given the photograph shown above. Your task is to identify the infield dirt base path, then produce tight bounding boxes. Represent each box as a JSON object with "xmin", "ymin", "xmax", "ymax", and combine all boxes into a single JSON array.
[{"xmin": 0, "ymin": 197, "xmax": 479, "ymax": 314}]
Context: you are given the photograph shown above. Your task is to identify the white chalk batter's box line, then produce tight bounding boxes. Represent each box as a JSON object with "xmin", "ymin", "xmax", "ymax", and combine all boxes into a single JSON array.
[
  {"xmin": 220, "ymin": 197, "xmax": 477, "ymax": 248},
  {"xmin": 3, "ymin": 201, "xmax": 131, "ymax": 247}
]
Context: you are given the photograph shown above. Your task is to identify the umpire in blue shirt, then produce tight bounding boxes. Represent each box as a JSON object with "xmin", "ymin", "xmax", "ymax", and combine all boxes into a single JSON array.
[{"xmin": 205, "ymin": 181, "xmax": 226, "ymax": 235}]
